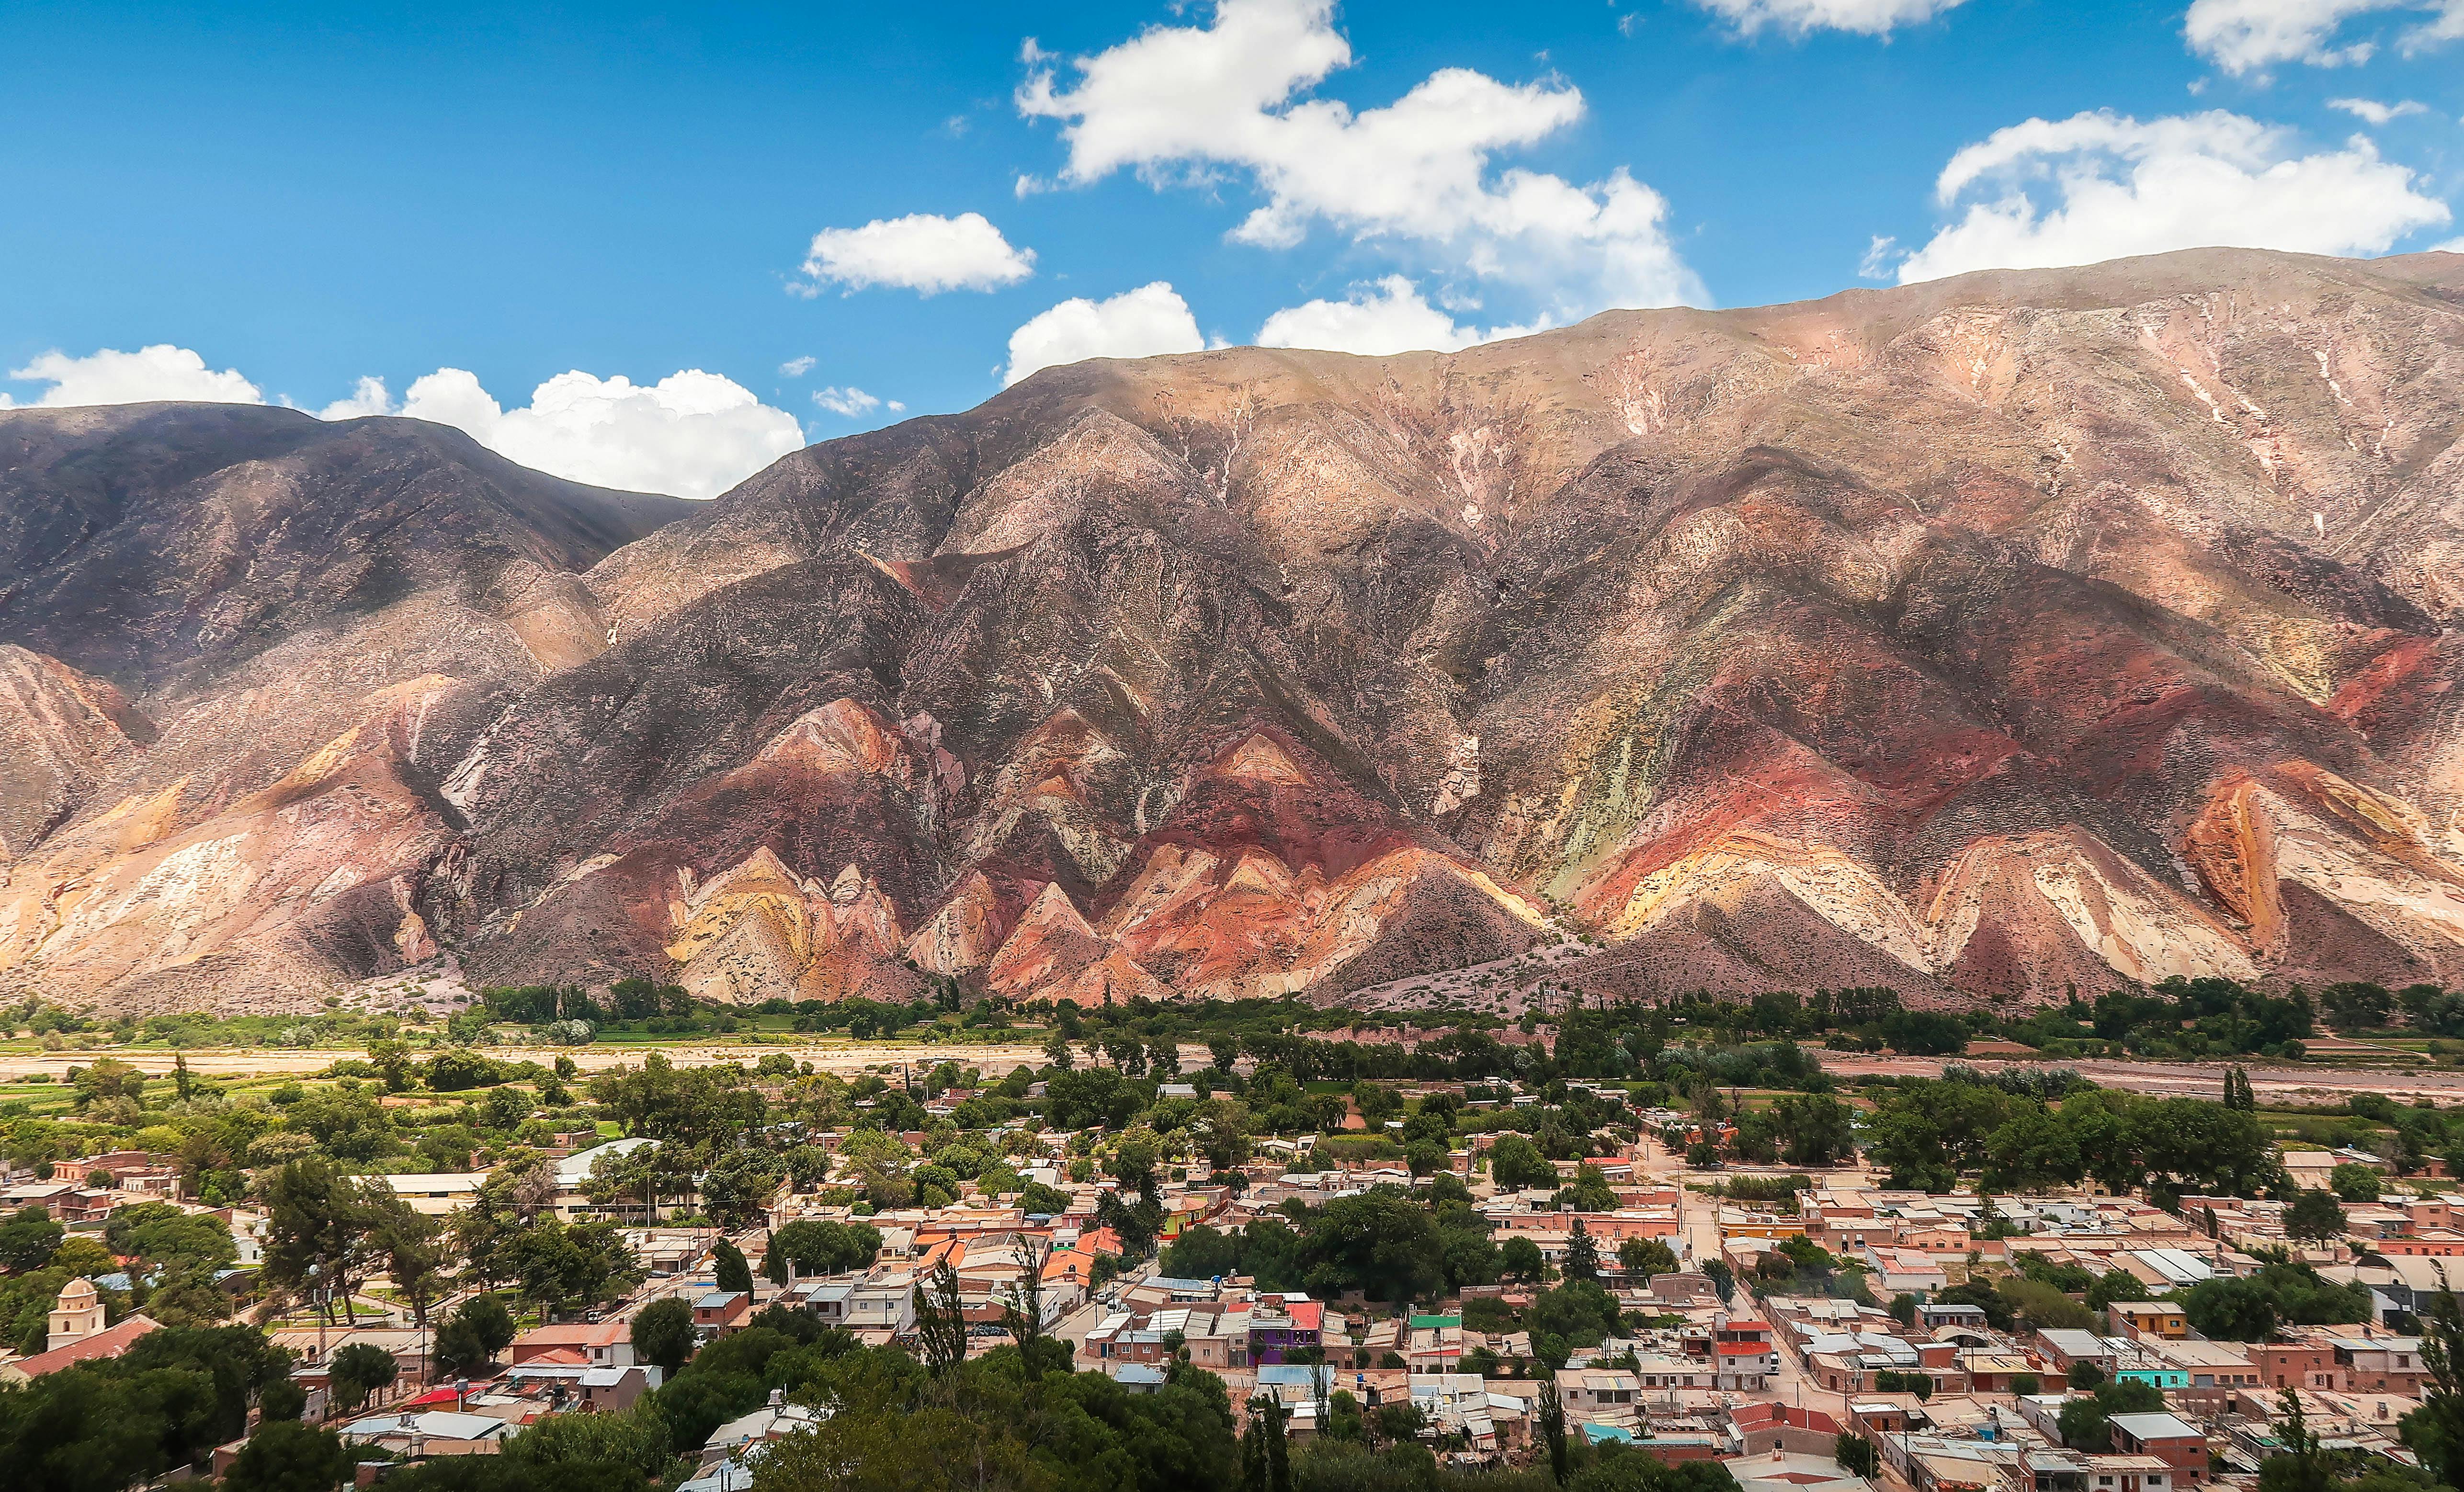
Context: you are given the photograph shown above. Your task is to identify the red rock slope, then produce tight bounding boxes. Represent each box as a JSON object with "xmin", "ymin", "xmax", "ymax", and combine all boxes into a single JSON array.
[{"xmin": 5, "ymin": 247, "xmax": 2464, "ymax": 1009}]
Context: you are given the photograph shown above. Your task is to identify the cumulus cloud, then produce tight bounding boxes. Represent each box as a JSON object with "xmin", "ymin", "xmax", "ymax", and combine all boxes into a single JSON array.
[
  {"xmin": 1256, "ymin": 276, "xmax": 1537, "ymax": 354},
  {"xmin": 1690, "ymin": 0, "xmax": 1970, "ymax": 36},
  {"xmin": 794, "ymin": 211, "xmax": 1036, "ymax": 295},
  {"xmin": 1017, "ymin": 0, "xmax": 1703, "ymax": 323},
  {"xmin": 1892, "ymin": 108, "xmax": 2452, "ymax": 284},
  {"xmin": 1004, "ymin": 282, "xmax": 1206, "ymax": 385},
  {"xmin": 812, "ymin": 386, "xmax": 881, "ymax": 417},
  {"xmin": 316, "ymin": 376, "xmax": 394, "ymax": 420},
  {"xmin": 1, "ymin": 344, "xmax": 261, "ymax": 408},
  {"xmin": 779, "ymin": 355, "xmax": 817, "ymax": 377},
  {"xmin": 2183, "ymin": 0, "xmax": 2463, "ymax": 73},
  {"xmin": 322, "ymin": 368, "xmax": 802, "ymax": 499},
  {"xmin": 2328, "ymin": 97, "xmax": 2430, "ymax": 124}
]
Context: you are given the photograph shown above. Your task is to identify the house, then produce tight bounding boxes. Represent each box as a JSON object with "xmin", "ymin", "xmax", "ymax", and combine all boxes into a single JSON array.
[
  {"xmin": 335, "ymin": 1407, "xmax": 513, "ymax": 1461},
  {"xmin": 1862, "ymin": 1247, "xmax": 1948, "ymax": 1297},
  {"xmin": 697, "ymin": 1391, "xmax": 827, "ymax": 1473},
  {"xmin": 508, "ymin": 1322, "xmax": 636, "ymax": 1369},
  {"xmin": 2105, "ymin": 1413, "xmax": 2208, "ymax": 1486},
  {"xmin": 1555, "ymin": 1367, "xmax": 1642, "ymax": 1428},
  {"xmin": 381, "ymin": 1172, "xmax": 489, "ymax": 1216},
  {"xmin": 2253, "ymin": 1342, "xmax": 2338, "ymax": 1391},
  {"xmin": 2146, "ymin": 1339, "xmax": 2260, "ymax": 1409},
  {"xmin": 1249, "ymin": 1299, "xmax": 1324, "ymax": 1366},
  {"xmin": 553, "ymin": 1138, "xmax": 660, "ymax": 1220},
  {"xmin": 2107, "ymin": 1302, "xmax": 2188, "ymax": 1340},
  {"xmin": 1715, "ymin": 1319, "xmax": 1778, "ymax": 1390},
  {"xmin": 694, "ymin": 1291, "xmax": 752, "ymax": 1340},
  {"xmin": 1958, "ymin": 1353, "xmax": 2043, "ymax": 1392},
  {"xmin": 1722, "ymin": 1402, "xmax": 1844, "ymax": 1458},
  {"xmin": 1725, "ymin": 1449, "xmax": 1874, "ymax": 1492},
  {"xmin": 2330, "ymin": 1332, "xmax": 2430, "ymax": 1394},
  {"xmin": 2037, "ymin": 1329, "xmax": 2116, "ymax": 1377},
  {"xmin": 845, "ymin": 1275, "xmax": 917, "ymax": 1336}
]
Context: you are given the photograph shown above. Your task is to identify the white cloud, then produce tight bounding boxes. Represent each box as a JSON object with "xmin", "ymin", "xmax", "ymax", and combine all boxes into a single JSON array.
[
  {"xmin": 1, "ymin": 344, "xmax": 261, "ymax": 408},
  {"xmin": 1004, "ymin": 282, "xmax": 1206, "ymax": 385},
  {"xmin": 793, "ymin": 211, "xmax": 1036, "ymax": 296},
  {"xmin": 319, "ymin": 368, "xmax": 802, "ymax": 499},
  {"xmin": 1894, "ymin": 108, "xmax": 2452, "ymax": 284},
  {"xmin": 2183, "ymin": 0, "xmax": 2463, "ymax": 74},
  {"xmin": 779, "ymin": 355, "xmax": 817, "ymax": 377},
  {"xmin": 1690, "ymin": 0, "xmax": 1969, "ymax": 36},
  {"xmin": 1857, "ymin": 235, "xmax": 1900, "ymax": 279},
  {"xmin": 1256, "ymin": 275, "xmax": 1533, "ymax": 354},
  {"xmin": 811, "ymin": 386, "xmax": 883, "ymax": 418},
  {"xmin": 2327, "ymin": 97, "xmax": 2430, "ymax": 124},
  {"xmin": 1017, "ymin": 0, "xmax": 1703, "ymax": 323},
  {"xmin": 317, "ymin": 375, "xmax": 394, "ymax": 420}
]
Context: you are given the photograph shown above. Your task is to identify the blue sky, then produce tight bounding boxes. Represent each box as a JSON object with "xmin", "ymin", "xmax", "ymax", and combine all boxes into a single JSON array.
[{"xmin": 3, "ymin": 0, "xmax": 2460, "ymax": 496}]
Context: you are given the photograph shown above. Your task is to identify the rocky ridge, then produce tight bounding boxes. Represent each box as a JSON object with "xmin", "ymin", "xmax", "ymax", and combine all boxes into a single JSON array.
[{"xmin": 4, "ymin": 247, "xmax": 2463, "ymax": 1011}]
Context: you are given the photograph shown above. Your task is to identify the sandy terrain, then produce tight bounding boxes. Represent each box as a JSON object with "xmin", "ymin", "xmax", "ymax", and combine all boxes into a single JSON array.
[
  {"xmin": 0, "ymin": 1040, "xmax": 1061, "ymax": 1084},
  {"xmin": 1817, "ymin": 1051, "xmax": 2461, "ymax": 1106}
]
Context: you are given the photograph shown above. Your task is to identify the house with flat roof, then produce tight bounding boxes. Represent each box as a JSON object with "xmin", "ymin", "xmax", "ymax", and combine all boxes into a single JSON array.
[{"xmin": 2106, "ymin": 1413, "xmax": 2207, "ymax": 1485}]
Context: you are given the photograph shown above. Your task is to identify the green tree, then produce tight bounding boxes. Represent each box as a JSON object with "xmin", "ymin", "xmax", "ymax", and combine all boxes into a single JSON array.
[
  {"xmin": 2403, "ymin": 1290, "xmax": 2464, "ymax": 1485},
  {"xmin": 1834, "ymin": 1432, "xmax": 1880, "ymax": 1479},
  {"xmin": 263, "ymin": 1157, "xmax": 383, "ymax": 1326},
  {"xmin": 432, "ymin": 1317, "xmax": 489, "ymax": 1380},
  {"xmin": 219, "ymin": 1419, "xmax": 350, "ymax": 1492},
  {"xmin": 455, "ymin": 1294, "xmax": 516, "ymax": 1356},
  {"xmin": 366, "ymin": 1040, "xmax": 417, "ymax": 1094},
  {"xmin": 1488, "ymin": 1135, "xmax": 1556, "ymax": 1191},
  {"xmin": 1563, "ymin": 1220, "xmax": 1602, "ymax": 1283},
  {"xmin": 2184, "ymin": 1277, "xmax": 2280, "ymax": 1342},
  {"xmin": 1770, "ymin": 1093, "xmax": 1858, "ymax": 1168},
  {"xmin": 328, "ymin": 1343, "xmax": 398, "ymax": 1413},
  {"xmin": 631, "ymin": 1297, "xmax": 695, "ymax": 1375},
  {"xmin": 2262, "ymin": 1387, "xmax": 2334, "ymax": 1492},
  {"xmin": 2087, "ymin": 1269, "xmax": 2150, "ymax": 1311},
  {"xmin": 1538, "ymin": 1374, "xmax": 1569, "ymax": 1486},
  {"xmin": 1570, "ymin": 1447, "xmax": 1742, "ymax": 1492},
  {"xmin": 1556, "ymin": 1164, "xmax": 1617, "ymax": 1213},
  {"xmin": 0, "ymin": 1205, "xmax": 65, "ymax": 1272},
  {"xmin": 2058, "ymin": 1380, "xmax": 2164, "ymax": 1453},
  {"xmin": 2285, "ymin": 1188, "xmax": 2348, "ymax": 1243},
  {"xmin": 714, "ymin": 1239, "xmax": 754, "ymax": 1296},
  {"xmin": 1502, "ymin": 1236, "xmax": 1546, "ymax": 1283},
  {"xmin": 2330, "ymin": 1164, "xmax": 2383, "ymax": 1203},
  {"xmin": 1618, "ymin": 1237, "xmax": 1678, "ymax": 1278},
  {"xmin": 1296, "ymin": 1191, "xmax": 1443, "ymax": 1308}
]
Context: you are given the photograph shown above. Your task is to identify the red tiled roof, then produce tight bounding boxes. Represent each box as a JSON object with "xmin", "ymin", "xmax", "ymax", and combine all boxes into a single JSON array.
[
  {"xmin": 512, "ymin": 1323, "xmax": 627, "ymax": 1347},
  {"xmin": 2, "ymin": 1314, "xmax": 159, "ymax": 1379}
]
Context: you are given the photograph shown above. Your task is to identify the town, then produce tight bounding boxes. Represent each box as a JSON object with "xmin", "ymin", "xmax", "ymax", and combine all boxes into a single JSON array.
[{"xmin": 0, "ymin": 986, "xmax": 2458, "ymax": 1492}]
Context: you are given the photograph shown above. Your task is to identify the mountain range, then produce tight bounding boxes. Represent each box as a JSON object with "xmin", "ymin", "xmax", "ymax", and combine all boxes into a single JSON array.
[{"xmin": 5, "ymin": 246, "xmax": 2463, "ymax": 1014}]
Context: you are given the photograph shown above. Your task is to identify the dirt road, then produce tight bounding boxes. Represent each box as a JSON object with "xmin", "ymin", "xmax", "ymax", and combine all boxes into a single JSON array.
[
  {"xmin": 1816, "ymin": 1051, "xmax": 2459, "ymax": 1106},
  {"xmin": 0, "ymin": 1040, "xmax": 1061, "ymax": 1084},
  {"xmin": 8, "ymin": 1040, "xmax": 2446, "ymax": 1109}
]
